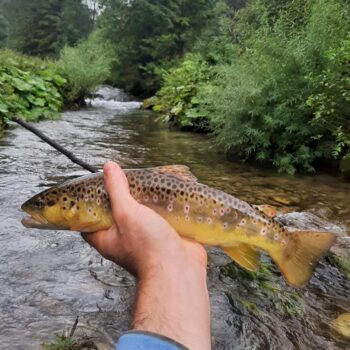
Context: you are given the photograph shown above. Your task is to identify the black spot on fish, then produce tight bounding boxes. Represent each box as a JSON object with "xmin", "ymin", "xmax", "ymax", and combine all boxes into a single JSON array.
[{"xmin": 47, "ymin": 199, "xmax": 56, "ymax": 207}]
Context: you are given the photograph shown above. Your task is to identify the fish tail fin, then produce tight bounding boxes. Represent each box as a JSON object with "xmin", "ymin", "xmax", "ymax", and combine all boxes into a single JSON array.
[{"xmin": 270, "ymin": 230, "xmax": 336, "ymax": 287}]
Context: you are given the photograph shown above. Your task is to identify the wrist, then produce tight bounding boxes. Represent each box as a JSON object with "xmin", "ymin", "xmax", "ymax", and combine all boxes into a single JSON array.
[
  {"xmin": 137, "ymin": 244, "xmax": 207, "ymax": 282},
  {"xmin": 131, "ymin": 255, "xmax": 210, "ymax": 350}
]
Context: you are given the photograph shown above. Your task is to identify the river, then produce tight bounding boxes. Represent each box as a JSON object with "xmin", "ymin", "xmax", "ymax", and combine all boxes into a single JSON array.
[{"xmin": 0, "ymin": 87, "xmax": 349, "ymax": 349}]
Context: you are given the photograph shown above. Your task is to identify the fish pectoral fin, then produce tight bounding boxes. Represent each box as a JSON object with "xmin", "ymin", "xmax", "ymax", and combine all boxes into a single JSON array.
[
  {"xmin": 269, "ymin": 230, "xmax": 337, "ymax": 287},
  {"xmin": 71, "ymin": 219, "xmax": 102, "ymax": 232},
  {"xmin": 152, "ymin": 165, "xmax": 198, "ymax": 182},
  {"xmin": 223, "ymin": 244, "xmax": 260, "ymax": 272}
]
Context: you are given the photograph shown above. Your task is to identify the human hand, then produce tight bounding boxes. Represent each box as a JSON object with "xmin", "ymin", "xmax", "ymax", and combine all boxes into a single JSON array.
[
  {"xmin": 81, "ymin": 161, "xmax": 207, "ymax": 278},
  {"xmin": 82, "ymin": 162, "xmax": 211, "ymax": 350}
]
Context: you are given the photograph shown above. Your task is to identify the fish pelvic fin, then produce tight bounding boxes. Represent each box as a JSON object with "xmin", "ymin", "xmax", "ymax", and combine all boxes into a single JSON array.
[
  {"xmin": 270, "ymin": 230, "xmax": 337, "ymax": 287},
  {"xmin": 223, "ymin": 244, "xmax": 260, "ymax": 272}
]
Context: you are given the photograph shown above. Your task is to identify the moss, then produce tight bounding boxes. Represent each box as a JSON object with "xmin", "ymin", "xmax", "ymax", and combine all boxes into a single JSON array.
[
  {"xmin": 42, "ymin": 335, "xmax": 98, "ymax": 350},
  {"xmin": 274, "ymin": 292, "xmax": 304, "ymax": 317},
  {"xmin": 42, "ymin": 335, "xmax": 77, "ymax": 350},
  {"xmin": 237, "ymin": 299, "xmax": 261, "ymax": 316},
  {"xmin": 327, "ymin": 252, "xmax": 350, "ymax": 280},
  {"xmin": 220, "ymin": 259, "xmax": 274, "ymax": 285},
  {"xmin": 220, "ymin": 259, "xmax": 305, "ymax": 318},
  {"xmin": 142, "ymin": 96, "xmax": 157, "ymax": 109}
]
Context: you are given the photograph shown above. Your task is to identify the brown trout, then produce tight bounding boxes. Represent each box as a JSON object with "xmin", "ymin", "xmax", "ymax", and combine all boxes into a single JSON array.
[{"xmin": 21, "ymin": 165, "xmax": 337, "ymax": 287}]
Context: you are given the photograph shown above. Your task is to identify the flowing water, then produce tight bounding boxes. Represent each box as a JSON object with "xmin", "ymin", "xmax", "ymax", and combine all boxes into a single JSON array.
[{"xmin": 0, "ymin": 86, "xmax": 349, "ymax": 349}]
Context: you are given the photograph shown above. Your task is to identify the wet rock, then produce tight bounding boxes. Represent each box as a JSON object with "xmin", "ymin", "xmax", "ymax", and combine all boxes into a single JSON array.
[
  {"xmin": 275, "ymin": 211, "xmax": 345, "ymax": 234},
  {"xmin": 142, "ymin": 96, "xmax": 157, "ymax": 109},
  {"xmin": 95, "ymin": 343, "xmax": 114, "ymax": 350},
  {"xmin": 209, "ymin": 211, "xmax": 350, "ymax": 349},
  {"xmin": 272, "ymin": 195, "xmax": 299, "ymax": 206}
]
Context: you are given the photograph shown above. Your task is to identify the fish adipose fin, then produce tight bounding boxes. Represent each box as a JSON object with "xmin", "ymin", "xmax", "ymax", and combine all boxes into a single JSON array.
[
  {"xmin": 253, "ymin": 204, "xmax": 278, "ymax": 218},
  {"xmin": 270, "ymin": 230, "xmax": 336, "ymax": 287},
  {"xmin": 223, "ymin": 244, "xmax": 260, "ymax": 272},
  {"xmin": 152, "ymin": 165, "xmax": 198, "ymax": 182}
]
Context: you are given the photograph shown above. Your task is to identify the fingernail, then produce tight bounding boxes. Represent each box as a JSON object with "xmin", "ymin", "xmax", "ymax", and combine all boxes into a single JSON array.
[{"xmin": 104, "ymin": 161, "xmax": 114, "ymax": 174}]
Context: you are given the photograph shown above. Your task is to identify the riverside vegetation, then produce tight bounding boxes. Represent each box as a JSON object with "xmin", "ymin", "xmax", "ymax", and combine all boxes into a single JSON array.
[{"xmin": 0, "ymin": 0, "xmax": 349, "ymax": 176}]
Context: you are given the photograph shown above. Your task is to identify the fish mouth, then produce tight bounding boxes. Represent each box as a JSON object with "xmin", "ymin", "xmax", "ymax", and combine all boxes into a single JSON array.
[{"xmin": 21, "ymin": 214, "xmax": 58, "ymax": 230}]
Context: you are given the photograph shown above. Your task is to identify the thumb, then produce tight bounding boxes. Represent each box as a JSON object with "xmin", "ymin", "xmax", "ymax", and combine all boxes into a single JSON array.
[{"xmin": 103, "ymin": 161, "xmax": 137, "ymax": 221}]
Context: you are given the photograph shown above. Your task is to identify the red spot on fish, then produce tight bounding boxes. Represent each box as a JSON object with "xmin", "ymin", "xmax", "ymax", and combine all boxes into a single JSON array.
[
  {"xmin": 260, "ymin": 228, "xmax": 267, "ymax": 236},
  {"xmin": 239, "ymin": 219, "xmax": 246, "ymax": 226}
]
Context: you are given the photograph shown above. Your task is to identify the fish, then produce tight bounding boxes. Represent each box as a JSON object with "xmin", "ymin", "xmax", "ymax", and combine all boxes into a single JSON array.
[
  {"xmin": 21, "ymin": 165, "xmax": 337, "ymax": 287},
  {"xmin": 331, "ymin": 313, "xmax": 350, "ymax": 338}
]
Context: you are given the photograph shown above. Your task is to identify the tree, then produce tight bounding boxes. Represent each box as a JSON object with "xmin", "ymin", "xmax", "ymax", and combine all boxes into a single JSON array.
[
  {"xmin": 98, "ymin": 0, "xmax": 217, "ymax": 95},
  {"xmin": 21, "ymin": 0, "xmax": 63, "ymax": 57},
  {"xmin": 1, "ymin": 0, "xmax": 93, "ymax": 57},
  {"xmin": 61, "ymin": 0, "xmax": 94, "ymax": 47}
]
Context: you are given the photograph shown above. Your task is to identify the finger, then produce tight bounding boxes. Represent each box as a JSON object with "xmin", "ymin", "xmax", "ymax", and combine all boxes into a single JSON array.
[
  {"xmin": 103, "ymin": 161, "xmax": 137, "ymax": 221},
  {"xmin": 81, "ymin": 230, "xmax": 116, "ymax": 256}
]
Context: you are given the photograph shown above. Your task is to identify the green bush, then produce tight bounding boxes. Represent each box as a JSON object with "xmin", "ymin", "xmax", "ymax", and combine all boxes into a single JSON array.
[
  {"xmin": 200, "ymin": 0, "xmax": 350, "ymax": 174},
  {"xmin": 151, "ymin": 54, "xmax": 210, "ymax": 130},
  {"xmin": 58, "ymin": 30, "xmax": 113, "ymax": 105},
  {"xmin": 307, "ymin": 35, "xmax": 350, "ymax": 159},
  {"xmin": 0, "ymin": 50, "xmax": 65, "ymax": 134}
]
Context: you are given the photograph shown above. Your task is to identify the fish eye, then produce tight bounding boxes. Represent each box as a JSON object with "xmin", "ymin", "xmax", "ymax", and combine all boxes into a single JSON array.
[{"xmin": 34, "ymin": 198, "xmax": 44, "ymax": 208}]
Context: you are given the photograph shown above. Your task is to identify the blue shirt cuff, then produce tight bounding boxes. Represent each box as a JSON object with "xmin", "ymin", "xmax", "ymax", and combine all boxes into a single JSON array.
[{"xmin": 116, "ymin": 331, "xmax": 188, "ymax": 350}]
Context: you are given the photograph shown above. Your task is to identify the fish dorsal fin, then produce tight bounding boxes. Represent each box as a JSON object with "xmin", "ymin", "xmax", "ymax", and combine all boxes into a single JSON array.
[
  {"xmin": 152, "ymin": 165, "xmax": 198, "ymax": 182},
  {"xmin": 223, "ymin": 244, "xmax": 260, "ymax": 272},
  {"xmin": 253, "ymin": 204, "xmax": 278, "ymax": 218}
]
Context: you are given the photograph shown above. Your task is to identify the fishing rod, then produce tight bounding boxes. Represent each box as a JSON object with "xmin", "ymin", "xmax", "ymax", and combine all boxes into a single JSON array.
[{"xmin": 11, "ymin": 116, "xmax": 98, "ymax": 173}]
